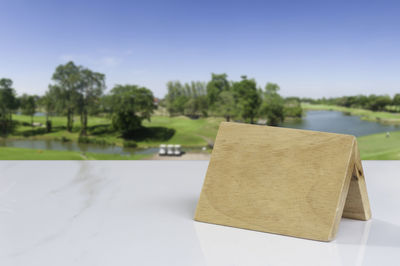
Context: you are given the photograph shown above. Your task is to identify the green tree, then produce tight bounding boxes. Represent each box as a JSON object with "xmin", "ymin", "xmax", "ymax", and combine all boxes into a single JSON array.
[
  {"xmin": 283, "ymin": 97, "xmax": 303, "ymax": 118},
  {"xmin": 355, "ymin": 95, "xmax": 369, "ymax": 108},
  {"xmin": 39, "ymin": 91, "xmax": 57, "ymax": 132},
  {"xmin": 265, "ymin": 82, "xmax": 280, "ymax": 94},
  {"xmin": 78, "ymin": 69, "xmax": 105, "ymax": 135},
  {"xmin": 100, "ymin": 94, "xmax": 113, "ymax": 115},
  {"xmin": 49, "ymin": 61, "xmax": 82, "ymax": 132},
  {"xmin": 206, "ymin": 73, "xmax": 230, "ymax": 109},
  {"xmin": 165, "ymin": 81, "xmax": 187, "ymax": 116},
  {"xmin": 183, "ymin": 81, "xmax": 208, "ymax": 117},
  {"xmin": 196, "ymin": 95, "xmax": 208, "ymax": 117},
  {"xmin": 215, "ymin": 90, "xmax": 236, "ymax": 121},
  {"xmin": 367, "ymin": 94, "xmax": 392, "ymax": 111},
  {"xmin": 232, "ymin": 76, "xmax": 261, "ymax": 124},
  {"xmin": 165, "ymin": 81, "xmax": 208, "ymax": 117},
  {"xmin": 108, "ymin": 85, "xmax": 156, "ymax": 137},
  {"xmin": 0, "ymin": 78, "xmax": 19, "ymax": 134},
  {"xmin": 184, "ymin": 98, "xmax": 198, "ymax": 117},
  {"xmin": 20, "ymin": 94, "xmax": 37, "ymax": 126},
  {"xmin": 259, "ymin": 83, "xmax": 285, "ymax": 126},
  {"xmin": 393, "ymin": 94, "xmax": 400, "ymax": 106}
]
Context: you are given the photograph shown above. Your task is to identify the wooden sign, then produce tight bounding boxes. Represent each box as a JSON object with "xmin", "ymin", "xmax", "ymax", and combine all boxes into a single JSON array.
[{"xmin": 194, "ymin": 122, "xmax": 371, "ymax": 241}]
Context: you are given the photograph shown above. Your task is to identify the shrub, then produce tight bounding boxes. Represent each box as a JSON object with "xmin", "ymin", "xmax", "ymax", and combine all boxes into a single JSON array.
[
  {"xmin": 78, "ymin": 136, "xmax": 110, "ymax": 145},
  {"xmin": 284, "ymin": 105, "xmax": 303, "ymax": 118},
  {"xmin": 60, "ymin": 136, "xmax": 70, "ymax": 142},
  {"xmin": 46, "ymin": 120, "xmax": 52, "ymax": 132},
  {"xmin": 78, "ymin": 136, "xmax": 90, "ymax": 144},
  {"xmin": 123, "ymin": 140, "xmax": 137, "ymax": 148}
]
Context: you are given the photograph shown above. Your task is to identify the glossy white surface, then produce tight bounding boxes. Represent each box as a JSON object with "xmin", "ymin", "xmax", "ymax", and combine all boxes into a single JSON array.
[{"xmin": 0, "ymin": 161, "xmax": 399, "ymax": 266}]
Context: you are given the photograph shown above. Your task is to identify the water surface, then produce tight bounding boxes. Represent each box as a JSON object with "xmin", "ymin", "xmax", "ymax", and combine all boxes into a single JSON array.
[
  {"xmin": 1, "ymin": 110, "xmax": 398, "ymax": 155},
  {"xmin": 0, "ymin": 139, "xmax": 158, "ymax": 156},
  {"xmin": 282, "ymin": 110, "xmax": 399, "ymax": 136}
]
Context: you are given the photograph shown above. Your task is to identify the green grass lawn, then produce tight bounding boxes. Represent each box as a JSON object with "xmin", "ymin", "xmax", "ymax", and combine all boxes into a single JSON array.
[
  {"xmin": 302, "ymin": 103, "xmax": 400, "ymax": 125},
  {"xmin": 0, "ymin": 147, "xmax": 84, "ymax": 160},
  {"xmin": 0, "ymin": 146, "xmax": 151, "ymax": 160},
  {"xmin": 2, "ymin": 112, "xmax": 400, "ymax": 160},
  {"xmin": 142, "ymin": 116, "xmax": 223, "ymax": 147},
  {"xmin": 6, "ymin": 114, "xmax": 224, "ymax": 148},
  {"xmin": 0, "ymin": 114, "xmax": 224, "ymax": 160},
  {"xmin": 358, "ymin": 131, "xmax": 400, "ymax": 160},
  {"xmin": 302, "ymin": 103, "xmax": 400, "ymax": 159}
]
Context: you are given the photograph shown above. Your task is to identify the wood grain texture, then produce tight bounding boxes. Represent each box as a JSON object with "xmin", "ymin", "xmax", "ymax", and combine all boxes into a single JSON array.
[
  {"xmin": 194, "ymin": 122, "xmax": 371, "ymax": 241},
  {"xmin": 343, "ymin": 141, "xmax": 372, "ymax": 220}
]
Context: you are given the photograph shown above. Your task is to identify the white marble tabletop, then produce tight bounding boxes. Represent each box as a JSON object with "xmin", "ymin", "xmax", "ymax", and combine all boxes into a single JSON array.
[{"xmin": 0, "ymin": 161, "xmax": 399, "ymax": 266}]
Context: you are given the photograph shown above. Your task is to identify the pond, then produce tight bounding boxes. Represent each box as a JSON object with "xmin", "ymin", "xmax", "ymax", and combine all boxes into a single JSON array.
[
  {"xmin": 0, "ymin": 139, "xmax": 159, "ymax": 156},
  {"xmin": 282, "ymin": 110, "xmax": 400, "ymax": 137},
  {"xmin": 1, "ymin": 110, "xmax": 399, "ymax": 155}
]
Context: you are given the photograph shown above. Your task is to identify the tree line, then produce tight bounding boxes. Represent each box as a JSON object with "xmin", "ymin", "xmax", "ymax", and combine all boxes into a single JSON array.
[
  {"xmin": 163, "ymin": 74, "xmax": 302, "ymax": 125},
  {"xmin": 0, "ymin": 61, "xmax": 156, "ymax": 137},
  {"xmin": 303, "ymin": 94, "xmax": 400, "ymax": 112},
  {"xmin": 0, "ymin": 62, "xmax": 301, "ymax": 136}
]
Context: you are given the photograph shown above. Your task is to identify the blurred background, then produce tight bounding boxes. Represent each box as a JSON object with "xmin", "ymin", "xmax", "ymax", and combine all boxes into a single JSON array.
[{"xmin": 1, "ymin": 0, "xmax": 399, "ymax": 160}]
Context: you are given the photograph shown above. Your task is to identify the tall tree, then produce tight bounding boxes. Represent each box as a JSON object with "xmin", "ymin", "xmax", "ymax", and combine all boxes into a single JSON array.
[
  {"xmin": 265, "ymin": 82, "xmax": 280, "ymax": 94},
  {"xmin": 259, "ymin": 82, "xmax": 285, "ymax": 126},
  {"xmin": 108, "ymin": 85, "xmax": 156, "ymax": 137},
  {"xmin": 40, "ymin": 90, "xmax": 57, "ymax": 132},
  {"xmin": 183, "ymin": 81, "xmax": 208, "ymax": 117},
  {"xmin": 78, "ymin": 69, "xmax": 105, "ymax": 135},
  {"xmin": 393, "ymin": 94, "xmax": 400, "ymax": 106},
  {"xmin": 20, "ymin": 94, "xmax": 37, "ymax": 126},
  {"xmin": 165, "ymin": 81, "xmax": 208, "ymax": 117},
  {"xmin": 366, "ymin": 94, "xmax": 392, "ymax": 111},
  {"xmin": 49, "ymin": 61, "xmax": 82, "ymax": 132},
  {"xmin": 165, "ymin": 81, "xmax": 187, "ymax": 116},
  {"xmin": 284, "ymin": 97, "xmax": 303, "ymax": 118},
  {"xmin": 206, "ymin": 73, "xmax": 230, "ymax": 109},
  {"xmin": 232, "ymin": 76, "xmax": 261, "ymax": 124},
  {"xmin": 0, "ymin": 78, "xmax": 19, "ymax": 134},
  {"xmin": 215, "ymin": 90, "xmax": 236, "ymax": 121}
]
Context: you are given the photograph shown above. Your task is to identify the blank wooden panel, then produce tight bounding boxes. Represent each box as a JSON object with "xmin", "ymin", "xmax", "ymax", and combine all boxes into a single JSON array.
[{"xmin": 194, "ymin": 122, "xmax": 371, "ymax": 241}]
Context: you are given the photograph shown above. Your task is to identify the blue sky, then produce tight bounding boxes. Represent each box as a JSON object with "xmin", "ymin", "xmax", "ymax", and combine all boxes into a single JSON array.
[{"xmin": 1, "ymin": 0, "xmax": 400, "ymax": 98}]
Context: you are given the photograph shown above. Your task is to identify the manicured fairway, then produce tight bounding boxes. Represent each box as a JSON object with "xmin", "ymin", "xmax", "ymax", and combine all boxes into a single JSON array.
[
  {"xmin": 302, "ymin": 103, "xmax": 400, "ymax": 159},
  {"xmin": 2, "ymin": 113, "xmax": 400, "ymax": 160},
  {"xmin": 5, "ymin": 114, "xmax": 224, "ymax": 148},
  {"xmin": 357, "ymin": 131, "xmax": 400, "ymax": 160}
]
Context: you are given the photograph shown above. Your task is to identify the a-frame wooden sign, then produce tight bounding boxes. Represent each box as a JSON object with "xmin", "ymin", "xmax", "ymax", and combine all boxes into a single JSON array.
[{"xmin": 194, "ymin": 122, "xmax": 371, "ymax": 241}]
